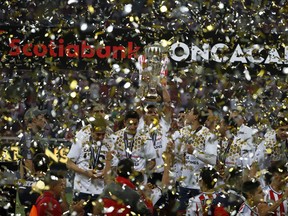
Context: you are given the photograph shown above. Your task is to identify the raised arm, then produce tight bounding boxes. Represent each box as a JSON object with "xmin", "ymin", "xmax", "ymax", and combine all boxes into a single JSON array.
[
  {"xmin": 161, "ymin": 86, "xmax": 172, "ymax": 123},
  {"xmin": 162, "ymin": 141, "xmax": 174, "ymax": 186},
  {"xmin": 103, "ymin": 151, "xmax": 114, "ymax": 184}
]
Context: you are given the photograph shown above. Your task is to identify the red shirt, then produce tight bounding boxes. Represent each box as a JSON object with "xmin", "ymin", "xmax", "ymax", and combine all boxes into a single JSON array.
[
  {"xmin": 102, "ymin": 176, "xmax": 153, "ymax": 215},
  {"xmin": 115, "ymin": 176, "xmax": 136, "ymax": 189},
  {"xmin": 35, "ymin": 191, "xmax": 62, "ymax": 216}
]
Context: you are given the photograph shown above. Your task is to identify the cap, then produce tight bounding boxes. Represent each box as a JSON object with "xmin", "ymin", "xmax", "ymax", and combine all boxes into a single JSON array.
[
  {"xmin": 24, "ymin": 107, "xmax": 47, "ymax": 122},
  {"xmin": 90, "ymin": 115, "xmax": 107, "ymax": 132}
]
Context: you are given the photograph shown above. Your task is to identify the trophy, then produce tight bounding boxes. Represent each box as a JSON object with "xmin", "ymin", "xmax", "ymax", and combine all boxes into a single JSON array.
[{"xmin": 137, "ymin": 42, "xmax": 170, "ymax": 104}]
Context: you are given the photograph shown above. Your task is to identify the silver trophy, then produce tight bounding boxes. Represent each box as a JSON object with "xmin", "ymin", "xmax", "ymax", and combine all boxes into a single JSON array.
[{"xmin": 137, "ymin": 42, "xmax": 169, "ymax": 103}]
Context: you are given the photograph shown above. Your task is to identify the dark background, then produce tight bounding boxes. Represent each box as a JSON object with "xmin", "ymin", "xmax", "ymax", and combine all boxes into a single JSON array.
[{"xmin": 0, "ymin": 0, "xmax": 287, "ymax": 138}]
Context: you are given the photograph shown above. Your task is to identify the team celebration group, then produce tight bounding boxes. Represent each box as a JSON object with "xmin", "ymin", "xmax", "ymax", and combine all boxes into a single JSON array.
[{"xmin": 17, "ymin": 84, "xmax": 288, "ymax": 216}]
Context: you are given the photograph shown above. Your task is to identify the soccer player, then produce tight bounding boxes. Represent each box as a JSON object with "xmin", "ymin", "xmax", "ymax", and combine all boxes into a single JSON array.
[
  {"xmin": 186, "ymin": 167, "xmax": 219, "ymax": 216},
  {"xmin": 66, "ymin": 115, "xmax": 112, "ymax": 215},
  {"xmin": 263, "ymin": 161, "xmax": 288, "ymax": 215},
  {"xmin": 174, "ymin": 107, "xmax": 218, "ymax": 215},
  {"xmin": 225, "ymin": 108, "xmax": 259, "ymax": 168},
  {"xmin": 254, "ymin": 116, "xmax": 288, "ymax": 170},
  {"xmin": 110, "ymin": 110, "xmax": 156, "ymax": 175},
  {"xmin": 210, "ymin": 167, "xmax": 245, "ymax": 216}
]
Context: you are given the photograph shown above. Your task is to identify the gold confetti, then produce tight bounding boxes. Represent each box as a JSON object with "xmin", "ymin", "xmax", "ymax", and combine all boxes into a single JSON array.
[
  {"xmin": 266, "ymin": 148, "xmax": 272, "ymax": 154},
  {"xmin": 88, "ymin": 5, "xmax": 95, "ymax": 14}
]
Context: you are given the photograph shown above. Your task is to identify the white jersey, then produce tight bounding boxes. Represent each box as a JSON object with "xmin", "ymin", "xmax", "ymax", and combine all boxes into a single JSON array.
[
  {"xmin": 172, "ymin": 130, "xmax": 183, "ymax": 181},
  {"xmin": 151, "ymin": 187, "xmax": 162, "ymax": 205},
  {"xmin": 174, "ymin": 125, "xmax": 218, "ymax": 189},
  {"xmin": 67, "ymin": 125, "xmax": 112, "ymax": 195},
  {"xmin": 140, "ymin": 118, "xmax": 171, "ymax": 173},
  {"xmin": 225, "ymin": 124, "xmax": 258, "ymax": 168},
  {"xmin": 110, "ymin": 128, "xmax": 157, "ymax": 172},
  {"xmin": 237, "ymin": 203, "xmax": 259, "ymax": 216},
  {"xmin": 186, "ymin": 192, "xmax": 217, "ymax": 216},
  {"xmin": 254, "ymin": 129, "xmax": 288, "ymax": 169},
  {"xmin": 263, "ymin": 185, "xmax": 288, "ymax": 216}
]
